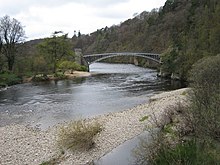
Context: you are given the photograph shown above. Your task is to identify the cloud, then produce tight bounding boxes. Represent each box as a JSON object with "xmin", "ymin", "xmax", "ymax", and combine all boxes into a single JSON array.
[
  {"xmin": 72, "ymin": 0, "xmax": 129, "ymax": 7},
  {"xmin": 0, "ymin": 0, "xmax": 167, "ymax": 40},
  {"xmin": 0, "ymin": 0, "xmax": 129, "ymax": 16}
]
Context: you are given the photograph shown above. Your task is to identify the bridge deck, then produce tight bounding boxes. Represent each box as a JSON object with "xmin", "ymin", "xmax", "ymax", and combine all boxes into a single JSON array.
[{"xmin": 83, "ymin": 52, "xmax": 161, "ymax": 64}]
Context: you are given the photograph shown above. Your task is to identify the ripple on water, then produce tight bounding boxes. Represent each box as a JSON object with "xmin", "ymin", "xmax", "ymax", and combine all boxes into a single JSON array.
[{"xmin": 0, "ymin": 63, "xmax": 184, "ymax": 129}]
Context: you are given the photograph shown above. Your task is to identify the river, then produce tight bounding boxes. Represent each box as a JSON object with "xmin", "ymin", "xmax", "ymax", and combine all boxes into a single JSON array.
[{"xmin": 0, "ymin": 63, "xmax": 182, "ymax": 129}]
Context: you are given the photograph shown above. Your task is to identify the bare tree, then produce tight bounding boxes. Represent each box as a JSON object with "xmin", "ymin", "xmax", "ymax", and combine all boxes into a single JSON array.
[
  {"xmin": 0, "ymin": 36, "xmax": 3, "ymax": 71},
  {"xmin": 0, "ymin": 15, "xmax": 25, "ymax": 71}
]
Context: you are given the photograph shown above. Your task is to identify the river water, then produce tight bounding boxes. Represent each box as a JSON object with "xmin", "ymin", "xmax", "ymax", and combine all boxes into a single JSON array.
[{"xmin": 0, "ymin": 63, "xmax": 182, "ymax": 129}]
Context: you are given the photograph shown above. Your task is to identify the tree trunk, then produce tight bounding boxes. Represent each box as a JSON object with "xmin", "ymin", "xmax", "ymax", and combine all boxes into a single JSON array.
[
  {"xmin": 53, "ymin": 61, "xmax": 56, "ymax": 73},
  {"xmin": 7, "ymin": 57, "xmax": 14, "ymax": 71}
]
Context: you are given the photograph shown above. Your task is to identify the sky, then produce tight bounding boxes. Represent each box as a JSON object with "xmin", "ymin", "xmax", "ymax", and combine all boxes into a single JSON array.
[{"xmin": 0, "ymin": 0, "xmax": 167, "ymax": 40}]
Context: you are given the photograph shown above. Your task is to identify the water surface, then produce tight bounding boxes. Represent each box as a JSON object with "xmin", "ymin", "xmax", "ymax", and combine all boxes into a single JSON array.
[{"xmin": 0, "ymin": 63, "xmax": 182, "ymax": 129}]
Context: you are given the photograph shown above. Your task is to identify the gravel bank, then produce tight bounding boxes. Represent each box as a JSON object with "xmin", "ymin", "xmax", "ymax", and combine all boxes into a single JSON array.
[{"xmin": 0, "ymin": 88, "xmax": 189, "ymax": 165}]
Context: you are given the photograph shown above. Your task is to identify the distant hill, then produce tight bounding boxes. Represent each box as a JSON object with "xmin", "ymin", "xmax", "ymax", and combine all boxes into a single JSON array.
[
  {"xmin": 23, "ymin": 0, "xmax": 220, "ymax": 80},
  {"xmin": 71, "ymin": 0, "xmax": 220, "ymax": 80}
]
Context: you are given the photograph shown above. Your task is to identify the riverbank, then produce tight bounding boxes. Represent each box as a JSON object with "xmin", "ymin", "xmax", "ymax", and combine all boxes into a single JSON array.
[
  {"xmin": 0, "ymin": 71, "xmax": 92, "ymax": 90},
  {"xmin": 23, "ymin": 71, "xmax": 92, "ymax": 82},
  {"xmin": 0, "ymin": 88, "xmax": 189, "ymax": 165}
]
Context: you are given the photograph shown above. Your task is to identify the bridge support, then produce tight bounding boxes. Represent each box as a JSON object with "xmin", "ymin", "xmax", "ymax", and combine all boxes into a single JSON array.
[
  {"xmin": 74, "ymin": 48, "xmax": 89, "ymax": 71},
  {"xmin": 133, "ymin": 57, "xmax": 139, "ymax": 66}
]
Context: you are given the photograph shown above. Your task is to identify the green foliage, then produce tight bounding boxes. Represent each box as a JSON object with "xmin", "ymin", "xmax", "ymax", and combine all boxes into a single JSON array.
[
  {"xmin": 57, "ymin": 120, "xmax": 102, "ymax": 151},
  {"xmin": 32, "ymin": 56, "xmax": 48, "ymax": 75},
  {"xmin": 54, "ymin": 72, "xmax": 67, "ymax": 80},
  {"xmin": 189, "ymin": 54, "xmax": 220, "ymax": 141},
  {"xmin": 139, "ymin": 116, "xmax": 149, "ymax": 122},
  {"xmin": 71, "ymin": 0, "xmax": 220, "ymax": 80},
  {"xmin": 0, "ymin": 55, "xmax": 4, "ymax": 72},
  {"xmin": 163, "ymin": 123, "xmax": 175, "ymax": 134},
  {"xmin": 152, "ymin": 140, "xmax": 220, "ymax": 165},
  {"xmin": 58, "ymin": 60, "xmax": 87, "ymax": 73},
  {"xmin": 135, "ymin": 54, "xmax": 220, "ymax": 164},
  {"xmin": 37, "ymin": 32, "xmax": 74, "ymax": 73},
  {"xmin": 0, "ymin": 71, "xmax": 22, "ymax": 87},
  {"xmin": 161, "ymin": 47, "xmax": 179, "ymax": 74}
]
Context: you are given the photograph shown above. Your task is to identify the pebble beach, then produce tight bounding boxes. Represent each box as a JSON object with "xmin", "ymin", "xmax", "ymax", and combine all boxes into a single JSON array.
[{"xmin": 0, "ymin": 88, "xmax": 189, "ymax": 165}]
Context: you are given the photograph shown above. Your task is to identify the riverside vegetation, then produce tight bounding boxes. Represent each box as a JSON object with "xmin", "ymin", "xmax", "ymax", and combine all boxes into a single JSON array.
[
  {"xmin": 0, "ymin": 19, "xmax": 86, "ymax": 87},
  {"xmin": 1, "ymin": 0, "xmax": 220, "ymax": 85},
  {"xmin": 57, "ymin": 120, "xmax": 102, "ymax": 151},
  {"xmin": 134, "ymin": 55, "xmax": 220, "ymax": 164},
  {"xmin": 0, "ymin": 0, "xmax": 220, "ymax": 164}
]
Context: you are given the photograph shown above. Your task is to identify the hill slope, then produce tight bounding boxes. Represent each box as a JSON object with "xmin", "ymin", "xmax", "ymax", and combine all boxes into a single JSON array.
[{"xmin": 72, "ymin": 0, "xmax": 220, "ymax": 80}]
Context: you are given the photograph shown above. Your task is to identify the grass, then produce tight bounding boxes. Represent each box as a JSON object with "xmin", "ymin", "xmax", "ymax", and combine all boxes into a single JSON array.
[
  {"xmin": 139, "ymin": 115, "xmax": 149, "ymax": 122},
  {"xmin": 152, "ymin": 140, "xmax": 220, "ymax": 165},
  {"xmin": 57, "ymin": 120, "xmax": 102, "ymax": 151}
]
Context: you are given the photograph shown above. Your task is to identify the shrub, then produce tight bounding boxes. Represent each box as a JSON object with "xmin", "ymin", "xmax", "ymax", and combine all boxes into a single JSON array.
[
  {"xmin": 58, "ymin": 60, "xmax": 88, "ymax": 73},
  {"xmin": 54, "ymin": 72, "xmax": 67, "ymax": 79},
  {"xmin": 189, "ymin": 54, "xmax": 220, "ymax": 141},
  {"xmin": 0, "ymin": 71, "xmax": 22, "ymax": 86},
  {"xmin": 57, "ymin": 120, "xmax": 102, "ymax": 151},
  {"xmin": 134, "ymin": 55, "xmax": 220, "ymax": 164},
  {"xmin": 151, "ymin": 139, "xmax": 220, "ymax": 165}
]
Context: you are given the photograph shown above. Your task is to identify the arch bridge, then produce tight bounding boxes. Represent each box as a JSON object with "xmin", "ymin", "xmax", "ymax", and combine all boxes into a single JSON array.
[{"xmin": 83, "ymin": 52, "xmax": 161, "ymax": 65}]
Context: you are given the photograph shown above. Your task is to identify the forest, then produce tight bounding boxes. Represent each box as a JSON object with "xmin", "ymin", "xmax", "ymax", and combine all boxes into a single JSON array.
[
  {"xmin": 72, "ymin": 0, "xmax": 220, "ymax": 80},
  {"xmin": 0, "ymin": 0, "xmax": 219, "ymax": 86}
]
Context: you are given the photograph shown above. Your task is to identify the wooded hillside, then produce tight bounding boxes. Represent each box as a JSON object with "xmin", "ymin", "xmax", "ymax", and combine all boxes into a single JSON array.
[
  {"xmin": 72, "ymin": 0, "xmax": 220, "ymax": 80},
  {"xmin": 14, "ymin": 0, "xmax": 220, "ymax": 81}
]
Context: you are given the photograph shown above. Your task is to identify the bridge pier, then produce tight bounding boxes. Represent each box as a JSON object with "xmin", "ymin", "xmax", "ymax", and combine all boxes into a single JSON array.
[
  {"xmin": 74, "ymin": 48, "xmax": 89, "ymax": 71},
  {"xmin": 133, "ymin": 57, "xmax": 139, "ymax": 66}
]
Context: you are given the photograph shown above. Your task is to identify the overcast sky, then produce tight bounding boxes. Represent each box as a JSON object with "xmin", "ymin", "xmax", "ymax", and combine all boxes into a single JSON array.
[{"xmin": 0, "ymin": 0, "xmax": 167, "ymax": 40}]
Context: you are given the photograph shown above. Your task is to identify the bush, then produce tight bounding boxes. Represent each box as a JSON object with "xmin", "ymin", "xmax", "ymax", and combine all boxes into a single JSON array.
[
  {"xmin": 58, "ymin": 60, "xmax": 88, "ymax": 73},
  {"xmin": 54, "ymin": 72, "xmax": 67, "ymax": 79},
  {"xmin": 0, "ymin": 71, "xmax": 22, "ymax": 86},
  {"xmin": 134, "ymin": 55, "xmax": 220, "ymax": 164},
  {"xmin": 151, "ymin": 139, "xmax": 220, "ymax": 165},
  {"xmin": 57, "ymin": 120, "xmax": 102, "ymax": 151},
  {"xmin": 189, "ymin": 54, "xmax": 220, "ymax": 141}
]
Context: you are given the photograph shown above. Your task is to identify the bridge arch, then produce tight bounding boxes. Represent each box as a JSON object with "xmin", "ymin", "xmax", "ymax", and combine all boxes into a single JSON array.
[{"xmin": 83, "ymin": 52, "xmax": 161, "ymax": 65}]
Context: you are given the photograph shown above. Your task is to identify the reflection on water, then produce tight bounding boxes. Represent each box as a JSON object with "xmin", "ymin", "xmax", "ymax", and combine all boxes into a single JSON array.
[{"xmin": 0, "ymin": 63, "xmax": 183, "ymax": 129}]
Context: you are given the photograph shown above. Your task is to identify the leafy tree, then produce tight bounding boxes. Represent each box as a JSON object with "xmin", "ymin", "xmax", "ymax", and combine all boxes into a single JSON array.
[
  {"xmin": 37, "ymin": 31, "xmax": 74, "ymax": 73},
  {"xmin": 0, "ymin": 15, "xmax": 25, "ymax": 71}
]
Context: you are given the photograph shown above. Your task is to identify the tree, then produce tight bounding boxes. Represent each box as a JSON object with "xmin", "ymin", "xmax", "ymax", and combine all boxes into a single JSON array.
[
  {"xmin": 0, "ymin": 15, "xmax": 25, "ymax": 71},
  {"xmin": 33, "ymin": 56, "xmax": 48, "ymax": 75},
  {"xmin": 0, "ymin": 36, "xmax": 2, "ymax": 52},
  {"xmin": 37, "ymin": 31, "xmax": 74, "ymax": 73},
  {"xmin": 0, "ymin": 36, "xmax": 3, "ymax": 72}
]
